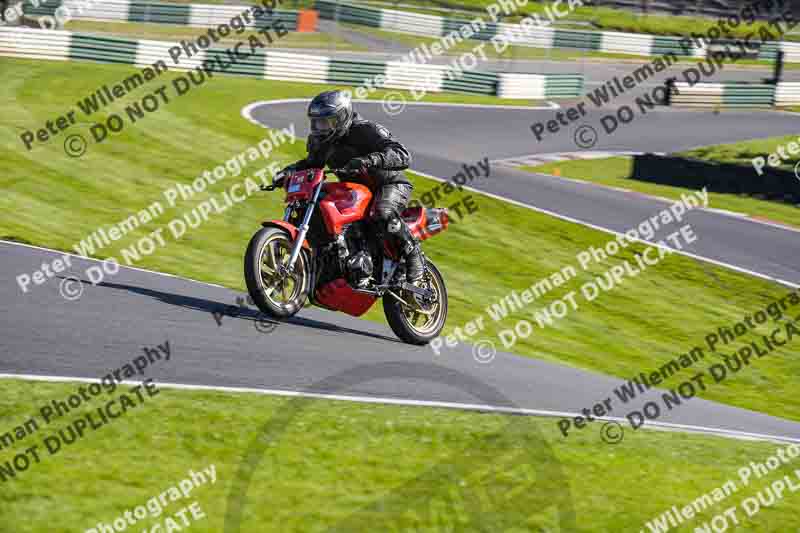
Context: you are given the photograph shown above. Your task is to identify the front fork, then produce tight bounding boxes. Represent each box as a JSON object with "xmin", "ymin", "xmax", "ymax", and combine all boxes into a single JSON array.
[{"xmin": 283, "ymin": 183, "xmax": 323, "ymax": 273}]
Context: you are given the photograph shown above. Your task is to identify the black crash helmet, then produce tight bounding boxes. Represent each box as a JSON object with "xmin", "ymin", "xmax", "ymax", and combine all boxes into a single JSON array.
[{"xmin": 307, "ymin": 90, "xmax": 354, "ymax": 143}]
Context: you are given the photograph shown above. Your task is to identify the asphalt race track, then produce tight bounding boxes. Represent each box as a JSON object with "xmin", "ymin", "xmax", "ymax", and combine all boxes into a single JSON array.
[
  {"xmin": 3, "ymin": 101, "xmax": 800, "ymax": 444},
  {"xmin": 250, "ymin": 101, "xmax": 800, "ymax": 287},
  {"xmin": 3, "ymin": 241, "xmax": 800, "ymax": 443}
]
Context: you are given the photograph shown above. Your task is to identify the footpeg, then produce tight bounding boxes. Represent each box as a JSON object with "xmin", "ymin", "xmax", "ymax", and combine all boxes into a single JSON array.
[{"xmin": 399, "ymin": 281, "xmax": 433, "ymax": 300}]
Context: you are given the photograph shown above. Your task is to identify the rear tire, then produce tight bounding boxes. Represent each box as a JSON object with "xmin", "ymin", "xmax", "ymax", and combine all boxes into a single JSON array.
[
  {"xmin": 383, "ymin": 259, "xmax": 448, "ymax": 345},
  {"xmin": 244, "ymin": 227, "xmax": 311, "ymax": 319}
]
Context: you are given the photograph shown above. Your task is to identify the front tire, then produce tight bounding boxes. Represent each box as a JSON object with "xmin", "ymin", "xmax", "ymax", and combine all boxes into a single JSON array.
[
  {"xmin": 383, "ymin": 259, "xmax": 448, "ymax": 345},
  {"xmin": 244, "ymin": 227, "xmax": 311, "ymax": 319}
]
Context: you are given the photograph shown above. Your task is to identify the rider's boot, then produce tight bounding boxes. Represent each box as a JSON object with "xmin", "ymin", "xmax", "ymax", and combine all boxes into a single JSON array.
[
  {"xmin": 402, "ymin": 240, "xmax": 425, "ymax": 284},
  {"xmin": 387, "ymin": 215, "xmax": 425, "ymax": 285}
]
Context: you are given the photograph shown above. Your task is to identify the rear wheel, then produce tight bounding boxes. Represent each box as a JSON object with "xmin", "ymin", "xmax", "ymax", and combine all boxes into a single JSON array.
[
  {"xmin": 383, "ymin": 259, "xmax": 448, "ymax": 345},
  {"xmin": 244, "ymin": 227, "xmax": 311, "ymax": 319}
]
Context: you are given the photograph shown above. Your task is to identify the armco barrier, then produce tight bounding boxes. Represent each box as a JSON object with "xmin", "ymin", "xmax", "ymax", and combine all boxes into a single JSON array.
[
  {"xmin": 670, "ymin": 83, "xmax": 725, "ymax": 108},
  {"xmin": 775, "ymin": 82, "xmax": 800, "ymax": 107},
  {"xmin": 315, "ymin": 0, "xmax": 800, "ymax": 62},
  {"xmin": 670, "ymin": 81, "xmax": 799, "ymax": 108},
  {"xmin": 315, "ymin": 0, "xmax": 703, "ymax": 58},
  {"xmin": 0, "ymin": 26, "xmax": 583, "ymax": 99},
  {"xmin": 497, "ymin": 73, "xmax": 583, "ymax": 99},
  {"xmin": 631, "ymin": 153, "xmax": 800, "ymax": 204},
  {"xmin": 780, "ymin": 42, "xmax": 800, "ymax": 62},
  {"xmin": 21, "ymin": 0, "xmax": 300, "ymax": 30},
  {"xmin": 723, "ymin": 83, "xmax": 776, "ymax": 107}
]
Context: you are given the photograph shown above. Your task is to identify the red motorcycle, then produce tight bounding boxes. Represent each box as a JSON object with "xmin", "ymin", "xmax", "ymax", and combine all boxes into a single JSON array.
[{"xmin": 244, "ymin": 167, "xmax": 450, "ymax": 345}]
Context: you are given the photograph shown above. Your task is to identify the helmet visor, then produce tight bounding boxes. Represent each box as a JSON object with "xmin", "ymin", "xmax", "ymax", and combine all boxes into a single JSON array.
[{"xmin": 310, "ymin": 116, "xmax": 338, "ymax": 135}]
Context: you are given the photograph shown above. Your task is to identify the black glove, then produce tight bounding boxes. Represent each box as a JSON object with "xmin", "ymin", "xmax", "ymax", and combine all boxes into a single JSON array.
[
  {"xmin": 275, "ymin": 163, "xmax": 298, "ymax": 186},
  {"xmin": 343, "ymin": 154, "xmax": 381, "ymax": 176}
]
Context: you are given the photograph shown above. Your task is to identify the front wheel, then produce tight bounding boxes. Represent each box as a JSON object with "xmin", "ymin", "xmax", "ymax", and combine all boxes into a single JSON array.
[
  {"xmin": 383, "ymin": 259, "xmax": 448, "ymax": 345},
  {"xmin": 244, "ymin": 227, "xmax": 311, "ymax": 319}
]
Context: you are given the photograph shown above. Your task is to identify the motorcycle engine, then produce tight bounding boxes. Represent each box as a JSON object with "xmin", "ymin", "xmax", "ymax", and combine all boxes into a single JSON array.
[
  {"xmin": 341, "ymin": 223, "xmax": 375, "ymax": 288},
  {"xmin": 346, "ymin": 251, "xmax": 373, "ymax": 287},
  {"xmin": 315, "ymin": 221, "xmax": 376, "ymax": 289}
]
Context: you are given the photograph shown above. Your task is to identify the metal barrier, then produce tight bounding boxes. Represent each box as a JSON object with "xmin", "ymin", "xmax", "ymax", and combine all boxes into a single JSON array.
[
  {"xmin": 671, "ymin": 81, "xmax": 799, "ymax": 108},
  {"xmin": 775, "ymin": 82, "xmax": 800, "ymax": 107},
  {"xmin": 0, "ymin": 26, "xmax": 584, "ymax": 99},
  {"xmin": 315, "ymin": 0, "xmax": 799, "ymax": 61},
  {"xmin": 497, "ymin": 73, "xmax": 584, "ymax": 99},
  {"xmin": 631, "ymin": 153, "xmax": 800, "ymax": 204},
  {"xmin": 21, "ymin": 0, "xmax": 300, "ymax": 30}
]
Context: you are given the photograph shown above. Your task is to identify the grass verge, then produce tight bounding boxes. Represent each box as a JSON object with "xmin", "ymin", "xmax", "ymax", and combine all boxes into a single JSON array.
[
  {"xmin": 340, "ymin": 23, "xmax": 799, "ymax": 69},
  {"xmin": 2, "ymin": 56, "xmax": 799, "ymax": 425},
  {"xmin": 57, "ymin": 12, "xmax": 800, "ymax": 69},
  {"xmin": 73, "ymin": 0, "xmax": 798, "ymax": 42},
  {"xmin": 363, "ymin": 0, "xmax": 800, "ymax": 41},
  {"xmin": 520, "ymin": 136, "xmax": 800, "ymax": 228},
  {"xmin": 65, "ymin": 20, "xmax": 369, "ymax": 51},
  {"xmin": 340, "ymin": 22, "xmax": 668, "ymax": 63},
  {"xmin": 1, "ymin": 379, "xmax": 800, "ymax": 532}
]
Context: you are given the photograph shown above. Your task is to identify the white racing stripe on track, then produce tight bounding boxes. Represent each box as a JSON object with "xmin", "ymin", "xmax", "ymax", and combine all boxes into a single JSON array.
[
  {"xmin": 3, "ymin": 242, "xmax": 798, "ymax": 444},
  {"xmin": 703, "ymin": 208, "xmax": 750, "ymax": 218},
  {"xmin": 240, "ymin": 98, "xmax": 559, "ymax": 129},
  {"xmin": 1, "ymin": 373, "xmax": 798, "ymax": 445},
  {"xmin": 409, "ymin": 168, "xmax": 800, "ymax": 289},
  {"xmin": 241, "ymin": 98, "xmax": 800, "ymax": 256},
  {"xmin": 0, "ymin": 240, "xmax": 229, "ymax": 290}
]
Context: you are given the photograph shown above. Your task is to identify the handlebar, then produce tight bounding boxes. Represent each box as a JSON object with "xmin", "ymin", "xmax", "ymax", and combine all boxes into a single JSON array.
[{"xmin": 259, "ymin": 168, "xmax": 352, "ymax": 192}]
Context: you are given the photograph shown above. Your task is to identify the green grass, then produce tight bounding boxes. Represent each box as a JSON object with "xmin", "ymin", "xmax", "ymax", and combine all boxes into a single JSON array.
[
  {"xmin": 1, "ymin": 379, "xmax": 800, "ymax": 532},
  {"xmin": 383, "ymin": 91, "xmax": 544, "ymax": 105},
  {"xmin": 65, "ymin": 19, "xmax": 369, "ymax": 51},
  {"xmin": 520, "ymin": 135, "xmax": 800, "ymax": 228},
  {"xmin": 341, "ymin": 22, "xmax": 662, "ymax": 62},
  {"xmin": 3, "ymin": 56, "xmax": 800, "ymax": 427},
  {"xmin": 340, "ymin": 22, "xmax": 800, "ymax": 68},
  {"xmin": 375, "ymin": 0, "xmax": 800, "ymax": 41},
  {"xmin": 65, "ymin": 0, "xmax": 800, "ymax": 42},
  {"xmin": 681, "ymin": 135, "xmax": 800, "ymax": 173},
  {"xmin": 137, "ymin": 0, "xmax": 309, "ymax": 4}
]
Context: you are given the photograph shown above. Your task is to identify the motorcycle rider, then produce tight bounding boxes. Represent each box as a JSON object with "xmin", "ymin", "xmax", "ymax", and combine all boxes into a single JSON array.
[{"xmin": 277, "ymin": 90, "xmax": 425, "ymax": 283}]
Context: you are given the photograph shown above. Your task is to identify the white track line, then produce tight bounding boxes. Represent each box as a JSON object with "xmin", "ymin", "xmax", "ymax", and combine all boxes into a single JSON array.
[
  {"xmin": 409, "ymin": 168, "xmax": 800, "ymax": 289},
  {"xmin": 241, "ymin": 98, "xmax": 559, "ymax": 127},
  {"xmin": 250, "ymin": 97, "xmax": 797, "ymax": 287},
  {"xmin": 358, "ymin": 99, "xmax": 560, "ymax": 110},
  {"xmin": 1, "ymin": 373, "xmax": 797, "ymax": 444},
  {"xmin": 703, "ymin": 208, "xmax": 749, "ymax": 218},
  {"xmin": 4, "ymin": 102, "xmax": 798, "ymax": 446},
  {"xmin": 744, "ymin": 217, "xmax": 800, "ymax": 234},
  {"xmin": 4, "ymin": 239, "xmax": 798, "ymax": 446},
  {"xmin": 494, "ymin": 153, "xmax": 800, "ymax": 235},
  {"xmin": 3, "ymin": 239, "xmax": 798, "ymax": 444},
  {"xmin": 0, "ymin": 239, "xmax": 230, "ymax": 291},
  {"xmin": 245, "ymin": 99, "xmax": 800, "ymax": 241},
  {"xmin": 515, "ymin": 172, "xmax": 800, "ymax": 235}
]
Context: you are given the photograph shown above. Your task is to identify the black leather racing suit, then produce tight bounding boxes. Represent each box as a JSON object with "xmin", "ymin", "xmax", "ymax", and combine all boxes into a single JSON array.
[{"xmin": 291, "ymin": 113, "xmax": 422, "ymax": 276}]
